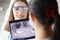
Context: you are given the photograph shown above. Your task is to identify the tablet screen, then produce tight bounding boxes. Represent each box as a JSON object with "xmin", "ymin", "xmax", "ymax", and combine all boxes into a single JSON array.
[{"xmin": 9, "ymin": 19, "xmax": 35, "ymax": 40}]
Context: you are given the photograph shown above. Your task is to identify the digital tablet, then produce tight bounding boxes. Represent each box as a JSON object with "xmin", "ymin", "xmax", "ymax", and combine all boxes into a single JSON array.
[{"xmin": 9, "ymin": 19, "xmax": 35, "ymax": 40}]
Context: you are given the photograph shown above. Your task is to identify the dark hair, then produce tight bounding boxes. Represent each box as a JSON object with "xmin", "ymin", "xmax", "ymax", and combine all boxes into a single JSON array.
[
  {"xmin": 53, "ymin": 15, "xmax": 60, "ymax": 40},
  {"xmin": 29, "ymin": 0, "xmax": 60, "ymax": 40}
]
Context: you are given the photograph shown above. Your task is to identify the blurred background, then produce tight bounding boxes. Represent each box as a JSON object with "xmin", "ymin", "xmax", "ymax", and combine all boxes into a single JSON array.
[
  {"xmin": 0, "ymin": 0, "xmax": 10, "ymax": 32},
  {"xmin": 0, "ymin": 0, "xmax": 60, "ymax": 33}
]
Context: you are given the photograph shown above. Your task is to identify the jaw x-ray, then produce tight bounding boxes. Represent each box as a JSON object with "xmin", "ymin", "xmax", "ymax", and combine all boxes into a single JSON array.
[{"xmin": 9, "ymin": 19, "xmax": 35, "ymax": 40}]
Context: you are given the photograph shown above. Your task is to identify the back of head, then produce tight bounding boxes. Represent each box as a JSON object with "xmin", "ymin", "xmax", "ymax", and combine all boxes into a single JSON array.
[
  {"xmin": 29, "ymin": 0, "xmax": 59, "ymax": 25},
  {"xmin": 29, "ymin": 0, "xmax": 60, "ymax": 40}
]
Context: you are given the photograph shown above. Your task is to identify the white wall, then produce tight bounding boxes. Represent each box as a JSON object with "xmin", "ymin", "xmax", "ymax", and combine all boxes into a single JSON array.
[
  {"xmin": 0, "ymin": 0, "xmax": 10, "ymax": 31},
  {"xmin": 57, "ymin": 0, "xmax": 60, "ymax": 14}
]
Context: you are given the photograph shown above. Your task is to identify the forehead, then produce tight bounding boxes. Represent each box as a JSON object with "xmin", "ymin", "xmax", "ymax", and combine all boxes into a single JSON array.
[{"xmin": 14, "ymin": 1, "xmax": 26, "ymax": 6}]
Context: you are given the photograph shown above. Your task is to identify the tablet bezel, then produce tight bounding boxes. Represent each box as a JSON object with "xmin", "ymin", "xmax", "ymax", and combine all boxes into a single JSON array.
[{"xmin": 9, "ymin": 19, "xmax": 35, "ymax": 40}]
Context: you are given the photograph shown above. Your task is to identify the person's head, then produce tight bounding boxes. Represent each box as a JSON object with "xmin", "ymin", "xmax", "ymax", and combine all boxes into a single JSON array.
[
  {"xmin": 28, "ymin": 0, "xmax": 60, "ymax": 39},
  {"xmin": 2, "ymin": 0, "xmax": 28, "ymax": 31},
  {"xmin": 29, "ymin": 0, "xmax": 59, "ymax": 26},
  {"xmin": 12, "ymin": 0, "xmax": 28, "ymax": 20}
]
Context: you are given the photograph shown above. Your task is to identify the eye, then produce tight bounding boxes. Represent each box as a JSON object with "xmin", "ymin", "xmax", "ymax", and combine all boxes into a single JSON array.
[{"xmin": 15, "ymin": 8, "xmax": 19, "ymax": 10}]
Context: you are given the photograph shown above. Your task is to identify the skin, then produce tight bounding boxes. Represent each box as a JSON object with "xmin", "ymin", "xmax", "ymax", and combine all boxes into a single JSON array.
[{"xmin": 13, "ymin": 1, "xmax": 28, "ymax": 20}]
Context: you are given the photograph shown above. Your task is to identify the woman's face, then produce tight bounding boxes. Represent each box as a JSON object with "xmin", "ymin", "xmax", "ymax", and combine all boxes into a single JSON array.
[{"xmin": 13, "ymin": 1, "xmax": 28, "ymax": 20}]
